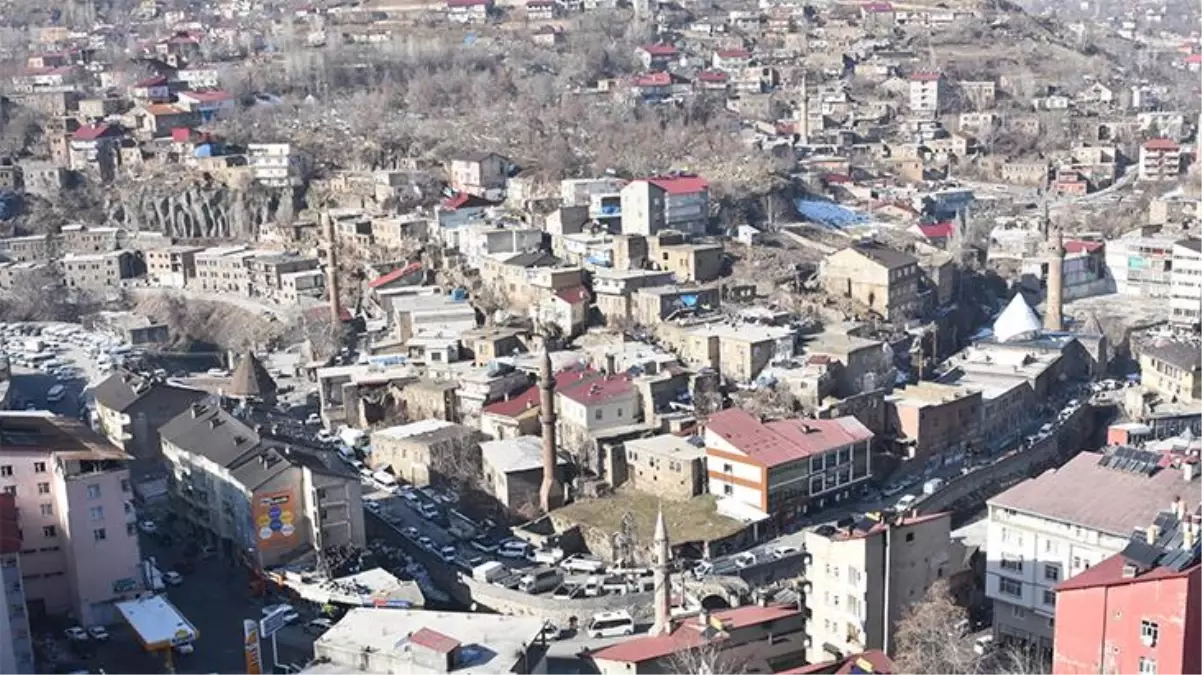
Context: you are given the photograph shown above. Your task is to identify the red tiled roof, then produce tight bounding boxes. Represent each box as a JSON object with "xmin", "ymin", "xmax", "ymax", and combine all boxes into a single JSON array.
[
  {"xmin": 775, "ymin": 122, "xmax": 796, "ymax": 135},
  {"xmin": 646, "ymin": 175, "xmax": 709, "ymax": 195},
  {"xmin": 640, "ymin": 43, "xmax": 678, "ymax": 57},
  {"xmin": 447, "ymin": 0, "xmax": 489, "ymax": 7},
  {"xmin": 72, "ymin": 123, "xmax": 118, "ymax": 141},
  {"xmin": 782, "ymin": 650, "xmax": 895, "ymax": 674},
  {"xmin": 633, "ymin": 71, "xmax": 672, "ymax": 87},
  {"xmin": 559, "ymin": 373, "xmax": 634, "ymax": 405},
  {"xmin": 1144, "ymin": 138, "xmax": 1180, "ymax": 151},
  {"xmin": 716, "ymin": 48, "xmax": 751, "ymax": 58},
  {"xmin": 135, "ymin": 75, "xmax": 169, "ymax": 87},
  {"xmin": 910, "ymin": 71, "xmax": 942, "ymax": 81},
  {"xmin": 171, "ymin": 127, "xmax": 194, "ymax": 142},
  {"xmin": 861, "ymin": 1, "xmax": 894, "ymax": 11},
  {"xmin": 1054, "ymin": 551, "xmax": 1198, "ymax": 593},
  {"xmin": 180, "ymin": 89, "xmax": 233, "ymax": 103},
  {"xmin": 824, "ymin": 173, "xmax": 853, "ymax": 184},
  {"xmin": 305, "ymin": 305, "xmax": 353, "ymax": 323},
  {"xmin": 1186, "ymin": 53, "xmax": 1202, "ymax": 64},
  {"xmin": 0, "ymin": 494, "xmax": 19, "ymax": 555},
  {"xmin": 409, "ymin": 627, "xmax": 460, "ymax": 653},
  {"xmin": 442, "ymin": 192, "xmax": 495, "ymax": 210},
  {"xmin": 145, "ymin": 103, "xmax": 186, "ymax": 116},
  {"xmin": 1064, "ymin": 239, "xmax": 1103, "ymax": 254},
  {"xmin": 368, "ymin": 262, "xmax": 422, "ymax": 289},
  {"xmin": 709, "ymin": 604, "xmax": 800, "ymax": 629},
  {"xmin": 705, "ymin": 409, "xmax": 872, "ymax": 468},
  {"xmin": 555, "ymin": 285, "xmax": 590, "ymax": 304},
  {"xmin": 482, "ymin": 369, "xmax": 596, "ymax": 418},
  {"xmin": 697, "ymin": 70, "xmax": 729, "ymax": 83},
  {"xmin": 589, "ymin": 624, "xmax": 709, "ymax": 663},
  {"xmin": 918, "ymin": 221, "xmax": 954, "ymax": 238}
]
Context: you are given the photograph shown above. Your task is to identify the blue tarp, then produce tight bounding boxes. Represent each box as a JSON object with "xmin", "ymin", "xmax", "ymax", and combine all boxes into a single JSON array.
[
  {"xmin": 794, "ymin": 199, "xmax": 869, "ymax": 229},
  {"xmin": 679, "ymin": 294, "xmax": 698, "ymax": 307}
]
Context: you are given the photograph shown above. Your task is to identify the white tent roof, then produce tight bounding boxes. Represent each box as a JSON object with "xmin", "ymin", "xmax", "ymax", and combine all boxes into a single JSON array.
[{"xmin": 993, "ymin": 293, "xmax": 1043, "ymax": 343}]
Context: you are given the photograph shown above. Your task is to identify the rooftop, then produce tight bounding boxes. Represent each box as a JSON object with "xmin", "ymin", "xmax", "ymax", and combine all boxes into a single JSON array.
[
  {"xmin": 115, "ymin": 594, "xmax": 198, "ymax": 649},
  {"xmin": 705, "ymin": 409, "xmax": 873, "ymax": 468},
  {"xmin": 558, "ymin": 373, "xmax": 635, "ymax": 405},
  {"xmin": 0, "ymin": 412, "xmax": 129, "ymax": 461},
  {"xmin": 624, "ymin": 434, "xmax": 706, "ymax": 460},
  {"xmin": 312, "ymin": 608, "xmax": 547, "ymax": 675},
  {"xmin": 554, "ymin": 487, "xmax": 744, "ymax": 544},
  {"xmin": 1139, "ymin": 338, "xmax": 1201, "ymax": 372},
  {"xmin": 845, "ymin": 241, "xmax": 917, "ymax": 270},
  {"xmin": 371, "ymin": 419, "xmax": 466, "ymax": 442},
  {"xmin": 989, "ymin": 450, "xmax": 1199, "ymax": 537},
  {"xmin": 645, "ymin": 175, "xmax": 710, "ymax": 195},
  {"xmin": 481, "ymin": 369, "xmax": 594, "ymax": 418},
  {"xmin": 480, "ymin": 436, "xmax": 566, "ymax": 474}
]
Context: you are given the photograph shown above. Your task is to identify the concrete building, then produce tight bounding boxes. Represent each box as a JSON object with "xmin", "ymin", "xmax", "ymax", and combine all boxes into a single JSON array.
[
  {"xmin": 246, "ymin": 253, "xmax": 320, "ymax": 300},
  {"xmin": 887, "ymin": 383, "xmax": 982, "ymax": 470},
  {"xmin": 145, "ymin": 245, "xmax": 203, "ymax": 288},
  {"xmin": 704, "ymin": 409, "xmax": 873, "ymax": 526},
  {"xmin": 0, "ymin": 412, "xmax": 143, "ymax": 626},
  {"xmin": 647, "ymin": 234, "xmax": 724, "ymax": 283},
  {"xmin": 311, "ymin": 608, "xmax": 548, "ymax": 674},
  {"xmin": 59, "ymin": 224, "xmax": 119, "ymax": 255},
  {"xmin": 555, "ymin": 373, "xmax": 641, "ymax": 453},
  {"xmin": 803, "ymin": 511, "xmax": 962, "ymax": 664},
  {"xmin": 1051, "ymin": 504, "xmax": 1200, "ymax": 675},
  {"xmin": 620, "ymin": 434, "xmax": 707, "ymax": 500},
  {"xmin": 909, "ymin": 72, "xmax": 945, "ymax": 115},
  {"xmin": 0, "ymin": 493, "xmax": 33, "ymax": 674},
  {"xmin": 1170, "ymin": 238, "xmax": 1202, "ymax": 329},
  {"xmin": 0, "ymin": 235, "xmax": 53, "ymax": 263},
  {"xmin": 1105, "ymin": 228, "xmax": 1179, "ymax": 299},
  {"xmin": 985, "ymin": 450, "xmax": 1200, "ymax": 654},
  {"xmin": 619, "ymin": 176, "xmax": 710, "ymax": 237},
  {"xmin": 478, "ymin": 370, "xmax": 591, "ymax": 441},
  {"xmin": 631, "ymin": 284, "xmax": 722, "ymax": 326},
  {"xmin": 1136, "ymin": 338, "xmax": 1201, "ymax": 405},
  {"xmin": 821, "ymin": 243, "xmax": 921, "ymax": 320},
  {"xmin": 661, "ymin": 321, "xmax": 796, "ymax": 384},
  {"xmin": 159, "ymin": 402, "xmax": 366, "ymax": 569},
  {"xmin": 91, "ymin": 371, "xmax": 208, "ymax": 461},
  {"xmin": 61, "ymin": 251, "xmax": 139, "ymax": 293},
  {"xmin": 448, "ymin": 153, "xmax": 508, "ymax": 199},
  {"xmin": 1138, "ymin": 139, "xmax": 1182, "ymax": 182},
  {"xmin": 479, "ymin": 435, "xmax": 564, "ymax": 512},
  {"xmin": 246, "ymin": 143, "xmax": 306, "ymax": 187},
  {"xmin": 194, "ymin": 246, "xmax": 256, "ymax": 294},
  {"xmin": 368, "ymin": 420, "xmax": 479, "ymax": 487}
]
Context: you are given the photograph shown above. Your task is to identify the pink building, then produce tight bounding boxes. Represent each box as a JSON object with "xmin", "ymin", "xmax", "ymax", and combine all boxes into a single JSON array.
[{"xmin": 0, "ymin": 412, "xmax": 143, "ymax": 626}]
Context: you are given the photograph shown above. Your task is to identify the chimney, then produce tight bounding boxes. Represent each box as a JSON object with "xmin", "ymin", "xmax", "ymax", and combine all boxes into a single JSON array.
[
  {"xmin": 605, "ymin": 352, "xmax": 617, "ymax": 375},
  {"xmin": 1146, "ymin": 524, "xmax": 1160, "ymax": 545},
  {"xmin": 697, "ymin": 607, "xmax": 709, "ymax": 628},
  {"xmin": 1171, "ymin": 496, "xmax": 1184, "ymax": 519},
  {"xmin": 1184, "ymin": 462, "xmax": 1197, "ymax": 482},
  {"xmin": 1183, "ymin": 520, "xmax": 1197, "ymax": 550}
]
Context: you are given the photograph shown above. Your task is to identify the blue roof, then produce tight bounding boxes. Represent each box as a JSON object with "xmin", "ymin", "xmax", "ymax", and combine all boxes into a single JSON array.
[{"xmin": 794, "ymin": 199, "xmax": 869, "ymax": 228}]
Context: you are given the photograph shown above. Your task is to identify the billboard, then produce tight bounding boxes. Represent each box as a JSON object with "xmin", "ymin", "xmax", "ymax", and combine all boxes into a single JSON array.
[
  {"xmin": 253, "ymin": 489, "xmax": 300, "ymax": 550},
  {"xmin": 243, "ymin": 619, "xmax": 262, "ymax": 675}
]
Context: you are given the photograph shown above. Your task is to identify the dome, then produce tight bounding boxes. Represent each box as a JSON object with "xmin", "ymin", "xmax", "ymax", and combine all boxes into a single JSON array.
[{"xmin": 993, "ymin": 293, "xmax": 1043, "ymax": 343}]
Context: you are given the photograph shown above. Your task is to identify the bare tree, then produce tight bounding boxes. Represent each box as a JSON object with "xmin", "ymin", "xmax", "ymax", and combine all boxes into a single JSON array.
[{"xmin": 667, "ymin": 636, "xmax": 749, "ymax": 675}]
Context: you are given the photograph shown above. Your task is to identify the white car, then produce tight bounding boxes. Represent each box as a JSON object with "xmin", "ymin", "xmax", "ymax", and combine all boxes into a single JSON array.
[
  {"xmin": 138, "ymin": 521, "xmax": 157, "ymax": 534},
  {"xmin": 894, "ymin": 494, "xmax": 918, "ymax": 512},
  {"xmin": 772, "ymin": 546, "xmax": 799, "ymax": 559},
  {"xmin": 439, "ymin": 545, "xmax": 458, "ymax": 563},
  {"xmin": 164, "ymin": 571, "xmax": 184, "ymax": 586},
  {"xmin": 262, "ymin": 604, "xmax": 300, "ymax": 624},
  {"xmin": 175, "ymin": 641, "xmax": 194, "ymax": 655},
  {"xmin": 734, "ymin": 552, "xmax": 757, "ymax": 568},
  {"xmin": 87, "ymin": 625, "xmax": 109, "ymax": 641},
  {"xmin": 418, "ymin": 536, "xmax": 434, "ymax": 549},
  {"xmin": 498, "ymin": 541, "xmax": 531, "ymax": 559},
  {"xmin": 64, "ymin": 626, "xmax": 88, "ymax": 641}
]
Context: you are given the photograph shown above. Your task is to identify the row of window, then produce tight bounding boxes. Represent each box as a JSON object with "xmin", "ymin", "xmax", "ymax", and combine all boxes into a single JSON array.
[{"xmin": 0, "ymin": 462, "xmax": 48, "ymax": 477}]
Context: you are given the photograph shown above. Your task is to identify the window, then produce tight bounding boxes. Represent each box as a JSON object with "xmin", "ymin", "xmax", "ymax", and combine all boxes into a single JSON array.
[
  {"xmin": 1141, "ymin": 620, "xmax": 1159, "ymax": 646},
  {"xmin": 1012, "ymin": 605, "xmax": 1027, "ymax": 619},
  {"xmin": 2, "ymin": 486, "xmax": 15, "ymax": 496},
  {"xmin": 120, "ymin": 479, "xmax": 130, "ymax": 492},
  {"xmin": 0, "ymin": 466, "xmax": 11, "ymax": 477},
  {"xmin": 88, "ymin": 506, "xmax": 104, "ymax": 522},
  {"xmin": 847, "ymin": 595, "xmax": 862, "ymax": 618},
  {"xmin": 36, "ymin": 483, "xmax": 49, "ymax": 495},
  {"xmin": 848, "ymin": 566, "xmax": 862, "ymax": 585},
  {"xmin": 999, "ymin": 578, "xmax": 1022, "ymax": 597},
  {"xmin": 1042, "ymin": 590, "xmax": 1056, "ymax": 606},
  {"xmin": 92, "ymin": 528, "xmax": 106, "ymax": 542},
  {"xmin": 617, "ymin": 408, "xmax": 623, "ymax": 418},
  {"xmin": 39, "ymin": 504, "xmax": 52, "ymax": 517},
  {"xmin": 1044, "ymin": 539, "xmax": 1058, "ymax": 554},
  {"xmin": 722, "ymin": 463, "xmax": 732, "ymax": 473},
  {"xmin": 86, "ymin": 484, "xmax": 101, "ymax": 500},
  {"xmin": 723, "ymin": 484, "xmax": 733, "ymax": 496},
  {"xmin": 1139, "ymin": 657, "xmax": 1157, "ymax": 675},
  {"xmin": 42, "ymin": 526, "xmax": 56, "ymax": 538},
  {"xmin": 33, "ymin": 462, "xmax": 46, "ymax": 474},
  {"xmin": 1044, "ymin": 565, "xmax": 1060, "ymax": 582},
  {"xmin": 1000, "ymin": 556, "xmax": 1024, "ymax": 573}
]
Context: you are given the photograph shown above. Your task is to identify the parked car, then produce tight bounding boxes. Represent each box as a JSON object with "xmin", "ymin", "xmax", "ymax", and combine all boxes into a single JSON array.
[
  {"xmin": 894, "ymin": 494, "xmax": 918, "ymax": 512},
  {"xmin": 539, "ymin": 623, "xmax": 566, "ymax": 641},
  {"xmin": 86, "ymin": 626, "xmax": 109, "ymax": 641},
  {"xmin": 402, "ymin": 527, "xmax": 419, "ymax": 539},
  {"xmin": 138, "ymin": 521, "xmax": 157, "ymax": 534},
  {"xmin": 587, "ymin": 610, "xmax": 635, "ymax": 638},
  {"xmin": 530, "ymin": 547, "xmax": 565, "ymax": 565},
  {"xmin": 498, "ymin": 541, "xmax": 531, "ymax": 559},
  {"xmin": 733, "ymin": 552, "xmax": 757, "ymax": 568},
  {"xmin": 439, "ymin": 545, "xmax": 458, "ymax": 563},
  {"xmin": 560, "ymin": 554, "xmax": 605, "ymax": 574},
  {"xmin": 418, "ymin": 536, "xmax": 434, "ymax": 549},
  {"xmin": 163, "ymin": 571, "xmax": 184, "ymax": 586},
  {"xmin": 470, "ymin": 537, "xmax": 498, "ymax": 553},
  {"xmin": 63, "ymin": 627, "xmax": 88, "ymax": 642},
  {"xmin": 772, "ymin": 546, "xmax": 799, "ymax": 559}
]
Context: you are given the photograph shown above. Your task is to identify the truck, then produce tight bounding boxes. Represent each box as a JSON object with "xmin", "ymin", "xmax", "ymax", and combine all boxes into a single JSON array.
[
  {"xmin": 472, "ymin": 561, "xmax": 507, "ymax": 583},
  {"xmin": 22, "ymin": 338, "xmax": 44, "ymax": 355},
  {"xmin": 142, "ymin": 557, "xmax": 166, "ymax": 592},
  {"xmin": 922, "ymin": 478, "xmax": 945, "ymax": 495}
]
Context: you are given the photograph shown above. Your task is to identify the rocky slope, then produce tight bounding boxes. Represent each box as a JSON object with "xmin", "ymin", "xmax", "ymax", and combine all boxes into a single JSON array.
[{"xmin": 101, "ymin": 178, "xmax": 290, "ymax": 239}]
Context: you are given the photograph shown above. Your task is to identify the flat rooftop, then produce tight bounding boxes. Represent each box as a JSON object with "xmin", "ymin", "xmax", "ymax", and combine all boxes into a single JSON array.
[
  {"xmin": 554, "ymin": 488, "xmax": 744, "ymax": 546},
  {"xmin": 688, "ymin": 322, "xmax": 795, "ymax": 343},
  {"xmin": 116, "ymin": 594, "xmax": 198, "ymax": 649},
  {"xmin": 624, "ymin": 434, "xmax": 706, "ymax": 460}
]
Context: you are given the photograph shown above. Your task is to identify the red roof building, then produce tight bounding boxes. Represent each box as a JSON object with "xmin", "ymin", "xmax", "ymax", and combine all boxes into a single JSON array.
[
  {"xmin": 633, "ymin": 71, "xmax": 672, "ymax": 88},
  {"xmin": 71, "ymin": 123, "xmax": 120, "ymax": 142},
  {"xmin": 703, "ymin": 409, "xmax": 873, "ymax": 518},
  {"xmin": 409, "ymin": 627, "xmax": 461, "ymax": 653},
  {"xmin": 715, "ymin": 48, "xmax": 752, "ymax": 59},
  {"xmin": 1144, "ymin": 138, "xmax": 1181, "ymax": 152},
  {"xmin": 558, "ymin": 373, "xmax": 634, "ymax": 405},
  {"xmin": 917, "ymin": 221, "xmax": 954, "ymax": 240},
  {"xmin": 1063, "ymin": 239, "xmax": 1104, "ymax": 255},
  {"xmin": 555, "ymin": 285, "xmax": 590, "ymax": 305},
  {"xmin": 1052, "ymin": 509, "xmax": 1201, "ymax": 675},
  {"xmin": 367, "ymin": 262, "xmax": 423, "ymax": 290},
  {"xmin": 783, "ymin": 650, "xmax": 894, "ymax": 674},
  {"xmin": 646, "ymin": 175, "xmax": 709, "ymax": 195},
  {"xmin": 910, "ymin": 71, "xmax": 942, "ymax": 81},
  {"xmin": 441, "ymin": 192, "xmax": 495, "ymax": 210}
]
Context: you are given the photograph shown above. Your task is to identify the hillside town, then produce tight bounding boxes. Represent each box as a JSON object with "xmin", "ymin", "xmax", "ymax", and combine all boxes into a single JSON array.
[{"xmin": 0, "ymin": 0, "xmax": 1198, "ymax": 673}]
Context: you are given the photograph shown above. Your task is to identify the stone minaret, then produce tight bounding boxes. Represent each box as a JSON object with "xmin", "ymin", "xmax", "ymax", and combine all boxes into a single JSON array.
[
  {"xmin": 649, "ymin": 505, "xmax": 672, "ymax": 636},
  {"xmin": 324, "ymin": 218, "xmax": 342, "ymax": 324},
  {"xmin": 1044, "ymin": 217, "xmax": 1064, "ymax": 333},
  {"xmin": 796, "ymin": 73, "xmax": 810, "ymax": 145},
  {"xmin": 538, "ymin": 342, "xmax": 558, "ymax": 513}
]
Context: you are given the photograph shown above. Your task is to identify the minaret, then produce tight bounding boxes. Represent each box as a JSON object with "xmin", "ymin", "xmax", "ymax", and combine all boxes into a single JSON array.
[
  {"xmin": 324, "ymin": 218, "xmax": 342, "ymax": 324},
  {"xmin": 649, "ymin": 504, "xmax": 672, "ymax": 637},
  {"xmin": 538, "ymin": 341, "xmax": 559, "ymax": 513},
  {"xmin": 796, "ymin": 73, "xmax": 810, "ymax": 145},
  {"xmin": 1043, "ymin": 209, "xmax": 1064, "ymax": 333}
]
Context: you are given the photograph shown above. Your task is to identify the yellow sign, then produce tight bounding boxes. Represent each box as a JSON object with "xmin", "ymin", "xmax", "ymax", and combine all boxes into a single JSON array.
[
  {"xmin": 252, "ymin": 490, "xmax": 299, "ymax": 550},
  {"xmin": 244, "ymin": 619, "xmax": 262, "ymax": 675}
]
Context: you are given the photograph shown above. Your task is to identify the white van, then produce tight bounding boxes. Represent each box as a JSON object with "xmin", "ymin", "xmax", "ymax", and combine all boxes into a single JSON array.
[
  {"xmin": 518, "ymin": 567, "xmax": 563, "ymax": 594},
  {"xmin": 371, "ymin": 471, "xmax": 399, "ymax": 492},
  {"xmin": 46, "ymin": 385, "xmax": 67, "ymax": 403},
  {"xmin": 587, "ymin": 610, "xmax": 635, "ymax": 638}
]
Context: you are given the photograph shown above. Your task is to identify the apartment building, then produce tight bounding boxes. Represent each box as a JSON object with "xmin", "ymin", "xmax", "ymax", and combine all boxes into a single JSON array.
[
  {"xmin": 159, "ymin": 402, "xmax": 365, "ymax": 568},
  {"xmin": 448, "ymin": 152, "xmax": 508, "ymax": 199},
  {"xmin": 908, "ymin": 72, "xmax": 945, "ymax": 115},
  {"xmin": 0, "ymin": 234, "xmax": 55, "ymax": 262},
  {"xmin": 631, "ymin": 284, "xmax": 722, "ymax": 326},
  {"xmin": 1137, "ymin": 338, "xmax": 1201, "ymax": 405},
  {"xmin": 704, "ymin": 409, "xmax": 873, "ymax": 525},
  {"xmin": 0, "ymin": 412, "xmax": 143, "ymax": 626},
  {"xmin": 0, "ymin": 493, "xmax": 33, "ymax": 674},
  {"xmin": 803, "ymin": 511, "xmax": 962, "ymax": 664},
  {"xmin": 1104, "ymin": 228, "xmax": 1178, "ymax": 299},
  {"xmin": 246, "ymin": 143, "xmax": 306, "ymax": 187},
  {"xmin": 985, "ymin": 449, "xmax": 1200, "ymax": 654},
  {"xmin": 821, "ymin": 243, "xmax": 921, "ymax": 321},
  {"xmin": 194, "ymin": 246, "xmax": 256, "ymax": 294},
  {"xmin": 620, "ymin": 434, "xmax": 707, "ymax": 500},
  {"xmin": 887, "ymin": 382, "xmax": 982, "ymax": 470},
  {"xmin": 620, "ymin": 175, "xmax": 710, "ymax": 237},
  {"xmin": 59, "ymin": 224, "xmax": 120, "ymax": 255},
  {"xmin": 279, "ymin": 269, "xmax": 325, "ymax": 305},
  {"xmin": 91, "ymin": 371, "xmax": 208, "ymax": 461},
  {"xmin": 1052, "ymin": 505, "xmax": 1200, "ymax": 675},
  {"xmin": 646, "ymin": 233, "xmax": 723, "ymax": 283},
  {"xmin": 145, "ymin": 245, "xmax": 203, "ymax": 288},
  {"xmin": 1170, "ymin": 238, "xmax": 1202, "ymax": 329},
  {"xmin": 61, "ymin": 251, "xmax": 139, "ymax": 293},
  {"xmin": 556, "ymin": 373, "xmax": 641, "ymax": 452},
  {"xmin": 369, "ymin": 419, "xmax": 479, "ymax": 487},
  {"xmin": 661, "ymin": 321, "xmax": 796, "ymax": 384},
  {"xmin": 1138, "ymin": 139, "xmax": 1182, "ymax": 182},
  {"xmin": 246, "ymin": 253, "xmax": 320, "ymax": 300}
]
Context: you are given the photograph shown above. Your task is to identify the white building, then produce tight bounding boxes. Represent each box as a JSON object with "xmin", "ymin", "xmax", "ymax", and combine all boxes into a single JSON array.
[
  {"xmin": 1104, "ymin": 228, "xmax": 1178, "ymax": 299},
  {"xmin": 908, "ymin": 72, "xmax": 944, "ymax": 115},
  {"xmin": 619, "ymin": 176, "xmax": 710, "ymax": 237},
  {"xmin": 1138, "ymin": 139, "xmax": 1182, "ymax": 182},
  {"xmin": 1170, "ymin": 238, "xmax": 1202, "ymax": 329},
  {"xmin": 984, "ymin": 450, "xmax": 1199, "ymax": 653},
  {"xmin": 0, "ymin": 496, "xmax": 33, "ymax": 673},
  {"xmin": 246, "ymin": 143, "xmax": 306, "ymax": 187}
]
